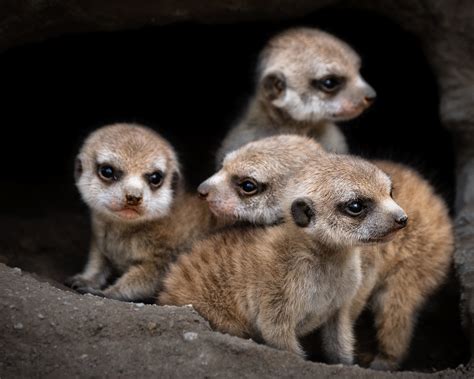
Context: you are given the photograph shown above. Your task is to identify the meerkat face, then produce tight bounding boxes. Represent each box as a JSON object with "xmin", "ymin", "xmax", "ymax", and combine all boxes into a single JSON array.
[
  {"xmin": 200, "ymin": 135, "xmax": 324, "ymax": 225},
  {"xmin": 258, "ymin": 28, "xmax": 376, "ymax": 124},
  {"xmin": 75, "ymin": 124, "xmax": 180, "ymax": 223},
  {"xmin": 289, "ymin": 156, "xmax": 408, "ymax": 247},
  {"xmin": 198, "ymin": 164, "xmax": 278, "ymax": 225}
]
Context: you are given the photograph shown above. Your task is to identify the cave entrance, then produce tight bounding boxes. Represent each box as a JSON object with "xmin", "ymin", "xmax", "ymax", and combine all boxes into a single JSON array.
[{"xmin": 0, "ymin": 6, "xmax": 468, "ymax": 372}]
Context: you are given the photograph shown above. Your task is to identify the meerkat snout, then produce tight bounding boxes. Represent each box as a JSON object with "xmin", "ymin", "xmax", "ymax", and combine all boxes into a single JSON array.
[
  {"xmin": 395, "ymin": 214, "xmax": 408, "ymax": 227},
  {"xmin": 381, "ymin": 199, "xmax": 408, "ymax": 230},
  {"xmin": 363, "ymin": 85, "xmax": 377, "ymax": 104},
  {"xmin": 123, "ymin": 176, "xmax": 144, "ymax": 205},
  {"xmin": 197, "ymin": 181, "xmax": 210, "ymax": 199},
  {"xmin": 125, "ymin": 194, "xmax": 142, "ymax": 206},
  {"xmin": 392, "ymin": 210, "xmax": 408, "ymax": 228}
]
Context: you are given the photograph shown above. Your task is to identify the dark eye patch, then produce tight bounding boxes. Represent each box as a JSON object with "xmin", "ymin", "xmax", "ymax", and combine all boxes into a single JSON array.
[
  {"xmin": 338, "ymin": 197, "xmax": 372, "ymax": 218},
  {"xmin": 310, "ymin": 75, "xmax": 346, "ymax": 94},
  {"xmin": 145, "ymin": 170, "xmax": 165, "ymax": 189},
  {"xmin": 231, "ymin": 175, "xmax": 266, "ymax": 197},
  {"xmin": 97, "ymin": 163, "xmax": 121, "ymax": 182}
]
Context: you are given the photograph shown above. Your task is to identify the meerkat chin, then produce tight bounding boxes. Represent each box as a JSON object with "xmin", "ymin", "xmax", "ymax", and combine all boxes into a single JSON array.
[{"xmin": 216, "ymin": 27, "xmax": 376, "ymax": 164}]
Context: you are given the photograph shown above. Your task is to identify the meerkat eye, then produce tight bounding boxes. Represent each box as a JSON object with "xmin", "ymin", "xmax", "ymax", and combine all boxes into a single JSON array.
[
  {"xmin": 238, "ymin": 179, "xmax": 259, "ymax": 196},
  {"xmin": 344, "ymin": 200, "xmax": 366, "ymax": 217},
  {"xmin": 146, "ymin": 171, "xmax": 164, "ymax": 188},
  {"xmin": 98, "ymin": 165, "xmax": 118, "ymax": 182},
  {"xmin": 311, "ymin": 75, "xmax": 345, "ymax": 94}
]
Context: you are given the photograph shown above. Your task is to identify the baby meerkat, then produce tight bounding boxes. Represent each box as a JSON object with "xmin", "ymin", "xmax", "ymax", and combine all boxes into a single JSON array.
[
  {"xmin": 201, "ymin": 134, "xmax": 325, "ymax": 225},
  {"xmin": 216, "ymin": 27, "xmax": 376, "ymax": 164},
  {"xmin": 160, "ymin": 153, "xmax": 407, "ymax": 364},
  {"xmin": 66, "ymin": 123, "xmax": 216, "ymax": 302},
  {"xmin": 201, "ymin": 135, "xmax": 454, "ymax": 370}
]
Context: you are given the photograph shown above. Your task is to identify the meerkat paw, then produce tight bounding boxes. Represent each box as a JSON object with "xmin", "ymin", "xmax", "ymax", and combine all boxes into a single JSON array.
[
  {"xmin": 75, "ymin": 286, "xmax": 105, "ymax": 297},
  {"xmin": 65, "ymin": 275, "xmax": 100, "ymax": 290},
  {"xmin": 369, "ymin": 356, "xmax": 398, "ymax": 371}
]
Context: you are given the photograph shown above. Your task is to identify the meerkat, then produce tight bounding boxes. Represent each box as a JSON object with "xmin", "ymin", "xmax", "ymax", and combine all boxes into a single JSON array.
[
  {"xmin": 66, "ymin": 123, "xmax": 217, "ymax": 302},
  {"xmin": 160, "ymin": 153, "xmax": 408, "ymax": 364},
  {"xmin": 216, "ymin": 27, "xmax": 376, "ymax": 164},
  {"xmin": 201, "ymin": 134, "xmax": 325, "ymax": 225},
  {"xmin": 199, "ymin": 135, "xmax": 454, "ymax": 370}
]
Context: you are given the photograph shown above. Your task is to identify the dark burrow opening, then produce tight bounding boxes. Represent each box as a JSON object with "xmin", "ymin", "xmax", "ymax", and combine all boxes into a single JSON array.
[{"xmin": 0, "ymin": 7, "xmax": 469, "ymax": 372}]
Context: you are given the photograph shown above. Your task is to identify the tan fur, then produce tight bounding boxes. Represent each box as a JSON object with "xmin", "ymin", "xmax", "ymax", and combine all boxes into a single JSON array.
[
  {"xmin": 200, "ymin": 135, "xmax": 325, "ymax": 224},
  {"xmin": 160, "ymin": 153, "xmax": 407, "ymax": 364},
  {"xmin": 67, "ymin": 123, "xmax": 218, "ymax": 301},
  {"xmin": 352, "ymin": 160, "xmax": 454, "ymax": 370},
  {"xmin": 216, "ymin": 27, "xmax": 376, "ymax": 164},
  {"xmin": 201, "ymin": 135, "xmax": 454, "ymax": 369}
]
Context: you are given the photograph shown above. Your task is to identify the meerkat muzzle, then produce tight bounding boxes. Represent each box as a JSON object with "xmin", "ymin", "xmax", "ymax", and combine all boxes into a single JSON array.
[{"xmin": 125, "ymin": 194, "xmax": 142, "ymax": 206}]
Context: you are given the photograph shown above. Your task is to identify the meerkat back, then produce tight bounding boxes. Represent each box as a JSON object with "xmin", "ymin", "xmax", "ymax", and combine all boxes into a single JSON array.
[{"xmin": 216, "ymin": 27, "xmax": 376, "ymax": 165}]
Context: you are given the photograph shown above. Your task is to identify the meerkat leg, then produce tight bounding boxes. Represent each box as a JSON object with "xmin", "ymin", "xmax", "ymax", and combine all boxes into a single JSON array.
[
  {"xmin": 257, "ymin": 311, "xmax": 304, "ymax": 357},
  {"xmin": 102, "ymin": 262, "xmax": 161, "ymax": 301},
  {"xmin": 66, "ymin": 241, "xmax": 110, "ymax": 292},
  {"xmin": 321, "ymin": 306, "xmax": 354, "ymax": 365},
  {"xmin": 369, "ymin": 266, "xmax": 435, "ymax": 371}
]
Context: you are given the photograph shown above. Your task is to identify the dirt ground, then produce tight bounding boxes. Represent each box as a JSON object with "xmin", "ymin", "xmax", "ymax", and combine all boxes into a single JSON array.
[{"xmin": 0, "ymin": 262, "xmax": 472, "ymax": 379}]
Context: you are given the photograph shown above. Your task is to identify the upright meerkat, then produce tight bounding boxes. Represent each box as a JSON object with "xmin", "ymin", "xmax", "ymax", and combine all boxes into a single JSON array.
[
  {"xmin": 66, "ymin": 123, "xmax": 217, "ymax": 302},
  {"xmin": 160, "ymin": 153, "xmax": 407, "ymax": 364},
  {"xmin": 216, "ymin": 27, "xmax": 376, "ymax": 164},
  {"xmin": 200, "ymin": 135, "xmax": 454, "ymax": 370}
]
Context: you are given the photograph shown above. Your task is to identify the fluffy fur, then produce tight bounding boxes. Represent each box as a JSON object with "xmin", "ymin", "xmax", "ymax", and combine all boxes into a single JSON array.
[
  {"xmin": 67, "ymin": 123, "xmax": 218, "ymax": 301},
  {"xmin": 160, "ymin": 152, "xmax": 407, "ymax": 364},
  {"xmin": 201, "ymin": 135, "xmax": 454, "ymax": 370}
]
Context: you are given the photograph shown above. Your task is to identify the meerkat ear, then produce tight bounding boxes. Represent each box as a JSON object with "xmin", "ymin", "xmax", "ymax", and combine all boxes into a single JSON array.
[
  {"xmin": 74, "ymin": 157, "xmax": 83, "ymax": 182},
  {"xmin": 261, "ymin": 71, "xmax": 287, "ymax": 101},
  {"xmin": 171, "ymin": 170, "xmax": 181, "ymax": 194},
  {"xmin": 291, "ymin": 197, "xmax": 316, "ymax": 227}
]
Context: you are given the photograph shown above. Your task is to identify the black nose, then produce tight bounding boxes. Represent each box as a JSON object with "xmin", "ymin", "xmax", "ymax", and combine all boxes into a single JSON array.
[
  {"xmin": 395, "ymin": 215, "xmax": 408, "ymax": 227},
  {"xmin": 126, "ymin": 194, "xmax": 142, "ymax": 206},
  {"xmin": 197, "ymin": 183, "xmax": 209, "ymax": 199}
]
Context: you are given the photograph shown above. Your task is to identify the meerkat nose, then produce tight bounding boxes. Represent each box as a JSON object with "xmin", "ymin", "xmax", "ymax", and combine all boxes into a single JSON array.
[
  {"xmin": 363, "ymin": 86, "xmax": 377, "ymax": 105},
  {"xmin": 125, "ymin": 194, "xmax": 142, "ymax": 206},
  {"xmin": 197, "ymin": 182, "xmax": 210, "ymax": 199},
  {"xmin": 394, "ymin": 214, "xmax": 408, "ymax": 228}
]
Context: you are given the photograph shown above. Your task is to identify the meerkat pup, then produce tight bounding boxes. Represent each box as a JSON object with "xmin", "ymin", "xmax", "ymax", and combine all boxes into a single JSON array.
[
  {"xmin": 66, "ymin": 123, "xmax": 216, "ymax": 302},
  {"xmin": 216, "ymin": 27, "xmax": 376, "ymax": 164},
  {"xmin": 202, "ymin": 134, "xmax": 325, "ymax": 225},
  {"xmin": 200, "ymin": 135, "xmax": 454, "ymax": 370},
  {"xmin": 160, "ymin": 153, "xmax": 407, "ymax": 364}
]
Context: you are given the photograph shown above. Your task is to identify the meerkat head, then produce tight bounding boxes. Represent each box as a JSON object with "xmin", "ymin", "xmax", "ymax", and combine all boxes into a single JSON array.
[
  {"xmin": 257, "ymin": 27, "xmax": 376, "ymax": 124},
  {"xmin": 75, "ymin": 123, "xmax": 181, "ymax": 223},
  {"xmin": 198, "ymin": 135, "xmax": 324, "ymax": 225},
  {"xmin": 288, "ymin": 154, "xmax": 408, "ymax": 247}
]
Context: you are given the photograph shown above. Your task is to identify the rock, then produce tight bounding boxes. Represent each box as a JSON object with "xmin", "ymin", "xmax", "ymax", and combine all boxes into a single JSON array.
[{"xmin": 183, "ymin": 332, "xmax": 198, "ymax": 341}]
